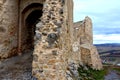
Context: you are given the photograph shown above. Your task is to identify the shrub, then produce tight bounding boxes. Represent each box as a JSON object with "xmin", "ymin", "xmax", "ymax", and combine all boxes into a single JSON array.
[{"xmin": 78, "ymin": 65, "xmax": 108, "ymax": 80}]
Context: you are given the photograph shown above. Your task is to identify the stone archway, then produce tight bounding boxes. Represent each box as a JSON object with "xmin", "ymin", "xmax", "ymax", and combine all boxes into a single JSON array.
[
  {"xmin": 18, "ymin": 3, "xmax": 43, "ymax": 53},
  {"xmin": 25, "ymin": 10, "xmax": 42, "ymax": 50}
]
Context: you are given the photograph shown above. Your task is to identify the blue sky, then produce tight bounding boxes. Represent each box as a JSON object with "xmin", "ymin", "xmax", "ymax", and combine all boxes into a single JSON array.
[{"xmin": 73, "ymin": 0, "xmax": 120, "ymax": 44}]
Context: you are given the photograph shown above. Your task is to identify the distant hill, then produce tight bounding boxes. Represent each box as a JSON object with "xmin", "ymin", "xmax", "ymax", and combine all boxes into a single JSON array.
[
  {"xmin": 94, "ymin": 43, "xmax": 120, "ymax": 56},
  {"xmin": 95, "ymin": 43, "xmax": 120, "ymax": 47}
]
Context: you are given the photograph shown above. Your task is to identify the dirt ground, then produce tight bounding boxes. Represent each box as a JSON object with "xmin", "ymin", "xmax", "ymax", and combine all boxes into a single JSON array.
[
  {"xmin": 105, "ymin": 70, "xmax": 120, "ymax": 80},
  {"xmin": 0, "ymin": 50, "xmax": 120, "ymax": 80},
  {"xmin": 0, "ymin": 50, "xmax": 37, "ymax": 80}
]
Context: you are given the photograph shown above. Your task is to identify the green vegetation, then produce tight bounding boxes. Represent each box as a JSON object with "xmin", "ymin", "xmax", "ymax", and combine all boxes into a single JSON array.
[
  {"xmin": 102, "ymin": 63, "xmax": 112, "ymax": 65},
  {"xmin": 112, "ymin": 67, "xmax": 120, "ymax": 73},
  {"xmin": 77, "ymin": 65, "xmax": 120, "ymax": 80},
  {"xmin": 78, "ymin": 65, "xmax": 108, "ymax": 80}
]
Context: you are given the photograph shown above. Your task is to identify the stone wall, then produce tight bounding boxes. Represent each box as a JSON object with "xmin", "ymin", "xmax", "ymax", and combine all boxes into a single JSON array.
[
  {"xmin": 74, "ymin": 16, "xmax": 93, "ymax": 45},
  {"xmin": 73, "ymin": 16, "xmax": 102, "ymax": 70},
  {"xmin": 20, "ymin": 0, "xmax": 45, "ymax": 13},
  {"xmin": 0, "ymin": 0, "xmax": 18, "ymax": 59},
  {"xmin": 0, "ymin": 0, "xmax": 103, "ymax": 79},
  {"xmin": 18, "ymin": 0, "xmax": 44, "ymax": 53},
  {"xmin": 0, "ymin": 0, "xmax": 45, "ymax": 58},
  {"xmin": 32, "ymin": 0, "xmax": 67, "ymax": 79}
]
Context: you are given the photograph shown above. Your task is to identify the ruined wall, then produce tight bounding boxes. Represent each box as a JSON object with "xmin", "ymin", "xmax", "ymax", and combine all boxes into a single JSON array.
[
  {"xmin": 32, "ymin": 0, "xmax": 67, "ymax": 79},
  {"xmin": 74, "ymin": 17, "xmax": 93, "ymax": 44},
  {"xmin": 73, "ymin": 16, "xmax": 102, "ymax": 69},
  {"xmin": 0, "ymin": 0, "xmax": 102, "ymax": 79},
  {"xmin": 0, "ymin": 0, "xmax": 45, "ymax": 58},
  {"xmin": 0, "ymin": 0, "xmax": 18, "ymax": 59}
]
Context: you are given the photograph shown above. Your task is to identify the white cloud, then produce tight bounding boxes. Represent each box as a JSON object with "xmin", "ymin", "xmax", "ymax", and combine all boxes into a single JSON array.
[
  {"xmin": 73, "ymin": 0, "xmax": 120, "ymax": 12},
  {"xmin": 93, "ymin": 34, "xmax": 120, "ymax": 44},
  {"xmin": 73, "ymin": 0, "xmax": 120, "ymax": 21},
  {"xmin": 73, "ymin": 0, "xmax": 120, "ymax": 44}
]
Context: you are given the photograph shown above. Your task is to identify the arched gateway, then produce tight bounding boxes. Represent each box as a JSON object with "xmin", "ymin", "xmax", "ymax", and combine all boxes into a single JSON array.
[{"xmin": 18, "ymin": 2, "xmax": 43, "ymax": 53}]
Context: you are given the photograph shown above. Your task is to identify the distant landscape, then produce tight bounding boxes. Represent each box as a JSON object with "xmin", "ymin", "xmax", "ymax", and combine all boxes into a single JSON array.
[{"xmin": 95, "ymin": 43, "xmax": 120, "ymax": 66}]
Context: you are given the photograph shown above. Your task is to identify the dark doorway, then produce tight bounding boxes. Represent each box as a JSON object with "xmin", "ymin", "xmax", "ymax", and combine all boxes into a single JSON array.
[
  {"xmin": 18, "ymin": 3, "xmax": 43, "ymax": 53},
  {"xmin": 13, "ymin": 3, "xmax": 44, "ymax": 79},
  {"xmin": 25, "ymin": 10, "xmax": 42, "ymax": 50}
]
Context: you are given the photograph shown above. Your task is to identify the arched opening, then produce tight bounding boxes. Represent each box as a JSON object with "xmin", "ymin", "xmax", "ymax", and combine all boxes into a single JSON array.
[
  {"xmin": 15, "ymin": 3, "xmax": 44, "ymax": 79},
  {"xmin": 18, "ymin": 3, "xmax": 43, "ymax": 53},
  {"xmin": 25, "ymin": 10, "xmax": 42, "ymax": 50}
]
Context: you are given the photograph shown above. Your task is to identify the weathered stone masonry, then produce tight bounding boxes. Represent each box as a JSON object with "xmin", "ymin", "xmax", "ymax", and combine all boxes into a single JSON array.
[
  {"xmin": 0, "ymin": 0, "xmax": 45, "ymax": 58},
  {"xmin": 73, "ymin": 17, "xmax": 102, "ymax": 70},
  {"xmin": 0, "ymin": 0, "xmax": 18, "ymax": 58},
  {"xmin": 0, "ymin": 0, "xmax": 102, "ymax": 80},
  {"xmin": 32, "ymin": 0, "xmax": 67, "ymax": 79}
]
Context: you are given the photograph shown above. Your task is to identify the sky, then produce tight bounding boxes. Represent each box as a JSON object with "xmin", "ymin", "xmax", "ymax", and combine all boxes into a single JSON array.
[{"xmin": 73, "ymin": 0, "xmax": 120, "ymax": 44}]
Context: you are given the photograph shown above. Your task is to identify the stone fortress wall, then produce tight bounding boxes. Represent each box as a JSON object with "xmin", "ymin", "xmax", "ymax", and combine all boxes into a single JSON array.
[
  {"xmin": 73, "ymin": 17, "xmax": 102, "ymax": 70},
  {"xmin": 0, "ymin": 0, "xmax": 102, "ymax": 79},
  {"xmin": 0, "ymin": 0, "xmax": 45, "ymax": 58},
  {"xmin": 0, "ymin": 0, "xmax": 18, "ymax": 59}
]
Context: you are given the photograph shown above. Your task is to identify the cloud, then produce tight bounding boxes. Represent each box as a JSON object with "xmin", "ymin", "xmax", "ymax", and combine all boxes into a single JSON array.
[
  {"xmin": 73, "ymin": 0, "xmax": 120, "ymax": 44},
  {"xmin": 94, "ymin": 29, "xmax": 120, "ymax": 35},
  {"xmin": 73, "ymin": 0, "xmax": 120, "ymax": 15},
  {"xmin": 93, "ymin": 34, "xmax": 120, "ymax": 44}
]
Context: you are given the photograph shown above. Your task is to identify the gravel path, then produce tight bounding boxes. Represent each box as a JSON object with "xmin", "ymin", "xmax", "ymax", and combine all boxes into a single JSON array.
[
  {"xmin": 0, "ymin": 51, "xmax": 37, "ymax": 80},
  {"xmin": 105, "ymin": 70, "xmax": 120, "ymax": 80}
]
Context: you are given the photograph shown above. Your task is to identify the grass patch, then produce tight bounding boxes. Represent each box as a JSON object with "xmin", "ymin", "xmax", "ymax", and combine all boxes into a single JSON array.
[
  {"xmin": 78, "ymin": 65, "xmax": 108, "ymax": 80},
  {"xmin": 112, "ymin": 67, "xmax": 120, "ymax": 73}
]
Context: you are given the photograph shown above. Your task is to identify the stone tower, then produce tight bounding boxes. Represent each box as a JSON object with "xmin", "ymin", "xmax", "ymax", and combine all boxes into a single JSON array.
[{"xmin": 0, "ymin": 0, "xmax": 102, "ymax": 80}]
